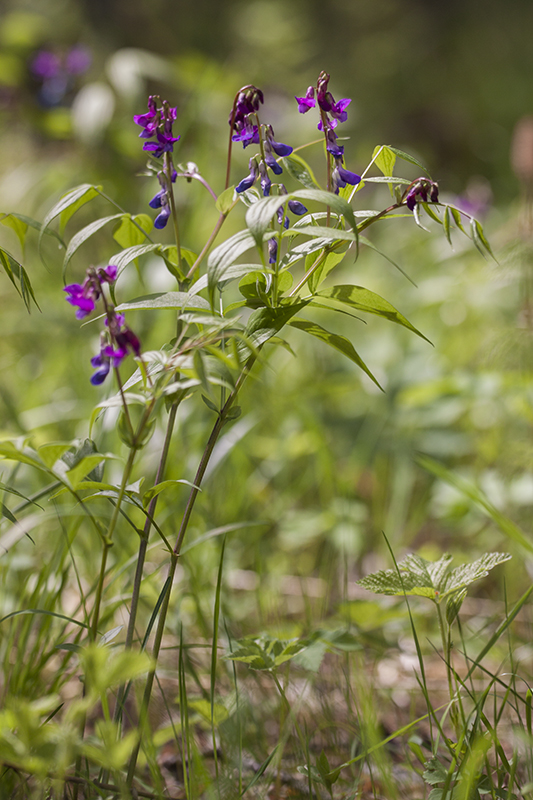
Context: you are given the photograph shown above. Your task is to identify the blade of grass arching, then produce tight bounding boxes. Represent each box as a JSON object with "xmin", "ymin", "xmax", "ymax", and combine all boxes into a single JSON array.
[
  {"xmin": 224, "ymin": 619, "xmax": 242, "ymax": 796},
  {"xmin": 179, "ymin": 624, "xmax": 192, "ymax": 800},
  {"xmin": 467, "ymin": 583, "xmax": 533, "ymax": 680},
  {"xmin": 241, "ymin": 744, "xmax": 280, "ymax": 796},
  {"xmin": 210, "ymin": 535, "xmax": 227, "ymax": 792}
]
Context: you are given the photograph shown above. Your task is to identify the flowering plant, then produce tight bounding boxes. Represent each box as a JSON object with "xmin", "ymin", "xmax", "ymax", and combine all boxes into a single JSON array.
[{"xmin": 0, "ymin": 71, "xmax": 494, "ymax": 794}]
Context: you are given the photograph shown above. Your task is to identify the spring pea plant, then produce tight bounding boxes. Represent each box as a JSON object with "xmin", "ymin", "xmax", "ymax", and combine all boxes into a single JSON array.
[{"xmin": 0, "ymin": 71, "xmax": 494, "ymax": 793}]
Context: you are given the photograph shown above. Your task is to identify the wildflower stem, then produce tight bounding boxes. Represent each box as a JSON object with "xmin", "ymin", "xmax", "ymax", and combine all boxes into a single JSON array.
[
  {"xmin": 126, "ymin": 355, "xmax": 256, "ymax": 786},
  {"xmin": 90, "ymin": 446, "xmax": 137, "ymax": 641},
  {"xmin": 186, "ymin": 211, "xmax": 227, "ymax": 280},
  {"xmin": 164, "ymin": 152, "xmax": 183, "ymax": 274}
]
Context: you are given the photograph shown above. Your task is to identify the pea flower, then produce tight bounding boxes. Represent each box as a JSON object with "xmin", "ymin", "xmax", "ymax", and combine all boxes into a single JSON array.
[
  {"xmin": 134, "ymin": 98, "xmax": 180, "ymax": 157},
  {"xmin": 64, "ymin": 265, "xmax": 117, "ymax": 319},
  {"xmin": 90, "ymin": 316, "xmax": 141, "ymax": 385},
  {"xmin": 229, "ymin": 85, "xmax": 264, "ymax": 148},
  {"xmin": 235, "ymin": 158, "xmax": 259, "ymax": 193},
  {"xmin": 404, "ymin": 178, "xmax": 439, "ymax": 211},
  {"xmin": 295, "ymin": 86, "xmax": 315, "ymax": 114}
]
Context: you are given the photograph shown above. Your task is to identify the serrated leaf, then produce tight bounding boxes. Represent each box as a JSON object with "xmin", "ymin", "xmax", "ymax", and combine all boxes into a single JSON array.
[
  {"xmin": 62, "ymin": 214, "xmax": 123, "ymax": 278},
  {"xmin": 215, "ymin": 186, "xmax": 237, "ymax": 214},
  {"xmin": 315, "ymin": 285, "xmax": 430, "ymax": 342},
  {"xmin": 424, "ymin": 757, "xmax": 449, "ymax": 785},
  {"xmin": 116, "ymin": 291, "xmax": 210, "ymax": 312},
  {"xmin": 442, "ymin": 553, "xmax": 511, "ymax": 596},
  {"xmin": 288, "ymin": 317, "xmax": 383, "ymax": 389},
  {"xmin": 188, "ymin": 698, "xmax": 228, "ymax": 726},
  {"xmin": 112, "ymin": 213, "xmax": 153, "ymax": 249},
  {"xmin": 281, "ymin": 153, "xmax": 321, "ymax": 189}
]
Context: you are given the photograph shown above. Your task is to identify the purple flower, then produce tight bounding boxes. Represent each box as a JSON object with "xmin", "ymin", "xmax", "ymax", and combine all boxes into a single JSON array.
[
  {"xmin": 259, "ymin": 162, "xmax": 271, "ymax": 197},
  {"xmin": 265, "ymin": 125, "xmax": 293, "ymax": 157},
  {"xmin": 325, "ymin": 128, "xmax": 344, "ymax": 158},
  {"xmin": 295, "ymin": 86, "xmax": 315, "ymax": 114},
  {"xmin": 332, "ymin": 161, "xmax": 361, "ymax": 194},
  {"xmin": 232, "ymin": 120, "xmax": 260, "ymax": 148},
  {"xmin": 90, "ymin": 316, "xmax": 141, "ymax": 385},
  {"xmin": 264, "ymin": 152, "xmax": 283, "ymax": 175},
  {"xmin": 236, "ymin": 158, "xmax": 259, "ymax": 193},
  {"xmin": 330, "ymin": 97, "xmax": 351, "ymax": 123},
  {"xmin": 31, "ymin": 51, "xmax": 61, "ymax": 80},
  {"xmin": 277, "ymin": 207, "xmax": 289, "ymax": 229},
  {"xmin": 268, "ymin": 238, "xmax": 278, "ymax": 264},
  {"xmin": 229, "ymin": 86, "xmax": 264, "ymax": 129},
  {"xmin": 64, "ymin": 284, "xmax": 96, "ymax": 319},
  {"xmin": 143, "ymin": 131, "xmax": 180, "ymax": 158},
  {"xmin": 90, "ymin": 352, "xmax": 111, "ymax": 385},
  {"xmin": 154, "ymin": 198, "xmax": 171, "ymax": 229},
  {"xmin": 404, "ymin": 178, "xmax": 438, "ymax": 211},
  {"xmin": 288, "ymin": 200, "xmax": 307, "ymax": 215}
]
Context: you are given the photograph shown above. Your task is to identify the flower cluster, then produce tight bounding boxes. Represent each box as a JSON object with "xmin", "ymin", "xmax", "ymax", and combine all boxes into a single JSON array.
[
  {"xmin": 229, "ymin": 85, "xmax": 264, "ymax": 148},
  {"xmin": 64, "ymin": 265, "xmax": 141, "ymax": 385},
  {"xmin": 404, "ymin": 178, "xmax": 439, "ymax": 210},
  {"xmin": 134, "ymin": 97, "xmax": 180, "ymax": 229},
  {"xmin": 296, "ymin": 71, "xmax": 361, "ymax": 194}
]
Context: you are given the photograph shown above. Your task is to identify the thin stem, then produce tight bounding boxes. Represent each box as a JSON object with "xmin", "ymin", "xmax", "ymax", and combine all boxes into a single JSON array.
[
  {"xmin": 113, "ymin": 398, "xmax": 181, "ymax": 726},
  {"xmin": 185, "ymin": 212, "xmax": 227, "ymax": 281},
  {"xmin": 164, "ymin": 152, "xmax": 183, "ymax": 274},
  {"xmin": 126, "ymin": 356, "xmax": 256, "ymax": 785},
  {"xmin": 175, "ymin": 171, "xmax": 218, "ymax": 202},
  {"xmin": 96, "ymin": 190, "xmax": 155, "ymax": 244},
  {"xmin": 90, "ymin": 447, "xmax": 137, "ymax": 641}
]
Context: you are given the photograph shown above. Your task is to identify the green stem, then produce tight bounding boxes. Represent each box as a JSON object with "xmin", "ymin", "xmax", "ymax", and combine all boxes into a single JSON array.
[
  {"xmin": 185, "ymin": 212, "xmax": 227, "ymax": 281},
  {"xmin": 126, "ymin": 356, "xmax": 255, "ymax": 785},
  {"xmin": 113, "ymin": 399, "xmax": 181, "ymax": 725},
  {"xmin": 164, "ymin": 152, "xmax": 183, "ymax": 274},
  {"xmin": 90, "ymin": 446, "xmax": 137, "ymax": 641}
]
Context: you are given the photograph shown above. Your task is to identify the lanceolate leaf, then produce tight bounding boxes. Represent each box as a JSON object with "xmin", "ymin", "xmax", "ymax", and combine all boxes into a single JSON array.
[
  {"xmin": 315, "ymin": 285, "xmax": 430, "ymax": 342},
  {"xmin": 116, "ymin": 291, "xmax": 211, "ymax": 312},
  {"xmin": 40, "ymin": 183, "xmax": 101, "ymax": 241},
  {"xmin": 246, "ymin": 190, "xmax": 357, "ymax": 250},
  {"xmin": 244, "ymin": 302, "xmax": 309, "ymax": 348},
  {"xmin": 387, "ymin": 146, "xmax": 431, "ymax": 177},
  {"xmin": 288, "ymin": 317, "xmax": 383, "ymax": 389},
  {"xmin": 283, "ymin": 226, "xmax": 356, "ymax": 243},
  {"xmin": 281, "ymin": 153, "xmax": 321, "ymax": 189},
  {"xmin": 0, "ymin": 248, "xmax": 39, "ymax": 311},
  {"xmin": 110, "ymin": 243, "xmax": 162, "ymax": 271},
  {"xmin": 62, "ymin": 214, "xmax": 123, "ymax": 277},
  {"xmin": 207, "ymin": 229, "xmax": 256, "ymax": 296}
]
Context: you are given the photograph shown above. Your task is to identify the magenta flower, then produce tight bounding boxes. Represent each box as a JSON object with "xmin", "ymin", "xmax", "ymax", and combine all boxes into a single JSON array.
[
  {"xmin": 31, "ymin": 51, "xmax": 61, "ymax": 80},
  {"xmin": 90, "ymin": 315, "xmax": 141, "ymax": 385},
  {"xmin": 64, "ymin": 265, "xmax": 117, "ymax": 319},
  {"xmin": 295, "ymin": 86, "xmax": 316, "ymax": 114}
]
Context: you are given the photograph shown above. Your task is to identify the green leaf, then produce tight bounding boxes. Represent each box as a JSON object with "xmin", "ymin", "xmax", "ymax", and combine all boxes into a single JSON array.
[
  {"xmin": 246, "ymin": 189, "xmax": 357, "ymax": 250},
  {"xmin": 315, "ymin": 284, "xmax": 430, "ymax": 342},
  {"xmin": 215, "ymin": 186, "xmax": 237, "ymax": 214},
  {"xmin": 0, "ymin": 213, "xmax": 28, "ymax": 250},
  {"xmin": 470, "ymin": 217, "xmax": 496, "ymax": 261},
  {"xmin": 446, "ymin": 588, "xmax": 467, "ymax": 625},
  {"xmin": 66, "ymin": 454, "xmax": 113, "ymax": 489},
  {"xmin": 207, "ymin": 229, "xmax": 256, "ymax": 296},
  {"xmin": 62, "ymin": 214, "xmax": 122, "ymax": 278},
  {"xmin": 450, "ymin": 206, "xmax": 466, "ymax": 234},
  {"xmin": 357, "ymin": 553, "xmax": 453, "ymax": 598},
  {"xmin": 142, "ymin": 479, "xmax": 199, "ymax": 508},
  {"xmin": 284, "ymin": 225, "xmax": 357, "ymax": 243},
  {"xmin": 387, "ymin": 146, "xmax": 430, "ymax": 176},
  {"xmin": 288, "ymin": 317, "xmax": 383, "ymax": 389},
  {"xmin": 116, "ymin": 291, "xmax": 210, "ymax": 312},
  {"xmin": 443, "ymin": 206, "xmax": 453, "ymax": 246},
  {"xmin": 41, "ymin": 184, "xmax": 100, "ymax": 240},
  {"xmin": 244, "ymin": 302, "xmax": 309, "ymax": 348},
  {"xmin": 307, "ymin": 249, "xmax": 347, "ymax": 293},
  {"xmin": 372, "ymin": 145, "xmax": 397, "ymax": 179},
  {"xmin": 442, "ymin": 552, "xmax": 511, "ymax": 597},
  {"xmin": 112, "ymin": 213, "xmax": 153, "ymax": 249},
  {"xmin": 0, "ymin": 441, "xmax": 43, "ymax": 469},
  {"xmin": 0, "ymin": 247, "xmax": 39, "ymax": 310},
  {"xmin": 109, "ymin": 243, "xmax": 161, "ymax": 271},
  {"xmin": 281, "ymin": 153, "xmax": 321, "ymax": 189},
  {"xmin": 37, "ymin": 442, "xmax": 72, "ymax": 468},
  {"xmin": 421, "ymin": 202, "xmax": 442, "ymax": 225},
  {"xmin": 359, "ymin": 236, "xmax": 416, "ymax": 286}
]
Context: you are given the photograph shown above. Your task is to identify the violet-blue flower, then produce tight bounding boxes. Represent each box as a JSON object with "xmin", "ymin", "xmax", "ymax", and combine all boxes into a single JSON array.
[
  {"xmin": 268, "ymin": 238, "xmax": 278, "ymax": 264},
  {"xmin": 288, "ymin": 200, "xmax": 307, "ymax": 215},
  {"xmin": 264, "ymin": 152, "xmax": 283, "ymax": 175},
  {"xmin": 295, "ymin": 86, "xmax": 315, "ymax": 114},
  {"xmin": 265, "ymin": 125, "xmax": 293, "ymax": 157},
  {"xmin": 154, "ymin": 197, "xmax": 171, "ymax": 229},
  {"xmin": 143, "ymin": 131, "xmax": 180, "ymax": 158},
  {"xmin": 235, "ymin": 158, "xmax": 259, "ymax": 193},
  {"xmin": 259, "ymin": 162, "xmax": 271, "ymax": 197}
]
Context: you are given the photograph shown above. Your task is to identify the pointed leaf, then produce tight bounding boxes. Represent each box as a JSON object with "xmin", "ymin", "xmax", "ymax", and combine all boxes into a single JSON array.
[
  {"xmin": 244, "ymin": 302, "xmax": 309, "ymax": 348},
  {"xmin": 112, "ymin": 213, "xmax": 153, "ymax": 249},
  {"xmin": 442, "ymin": 552, "xmax": 511, "ymax": 596},
  {"xmin": 62, "ymin": 214, "xmax": 123, "ymax": 277},
  {"xmin": 116, "ymin": 291, "xmax": 210, "ymax": 312},
  {"xmin": 215, "ymin": 186, "xmax": 237, "ymax": 214},
  {"xmin": 281, "ymin": 153, "xmax": 321, "ymax": 189},
  {"xmin": 109, "ymin": 243, "xmax": 162, "ymax": 270},
  {"xmin": 207, "ymin": 229, "xmax": 256, "ymax": 295},
  {"xmin": 315, "ymin": 284, "xmax": 430, "ymax": 342},
  {"xmin": 443, "ymin": 205, "xmax": 453, "ymax": 246},
  {"xmin": 387, "ymin": 146, "xmax": 430, "ymax": 176},
  {"xmin": 0, "ymin": 213, "xmax": 28, "ymax": 250},
  {"xmin": 288, "ymin": 317, "xmax": 383, "ymax": 389}
]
